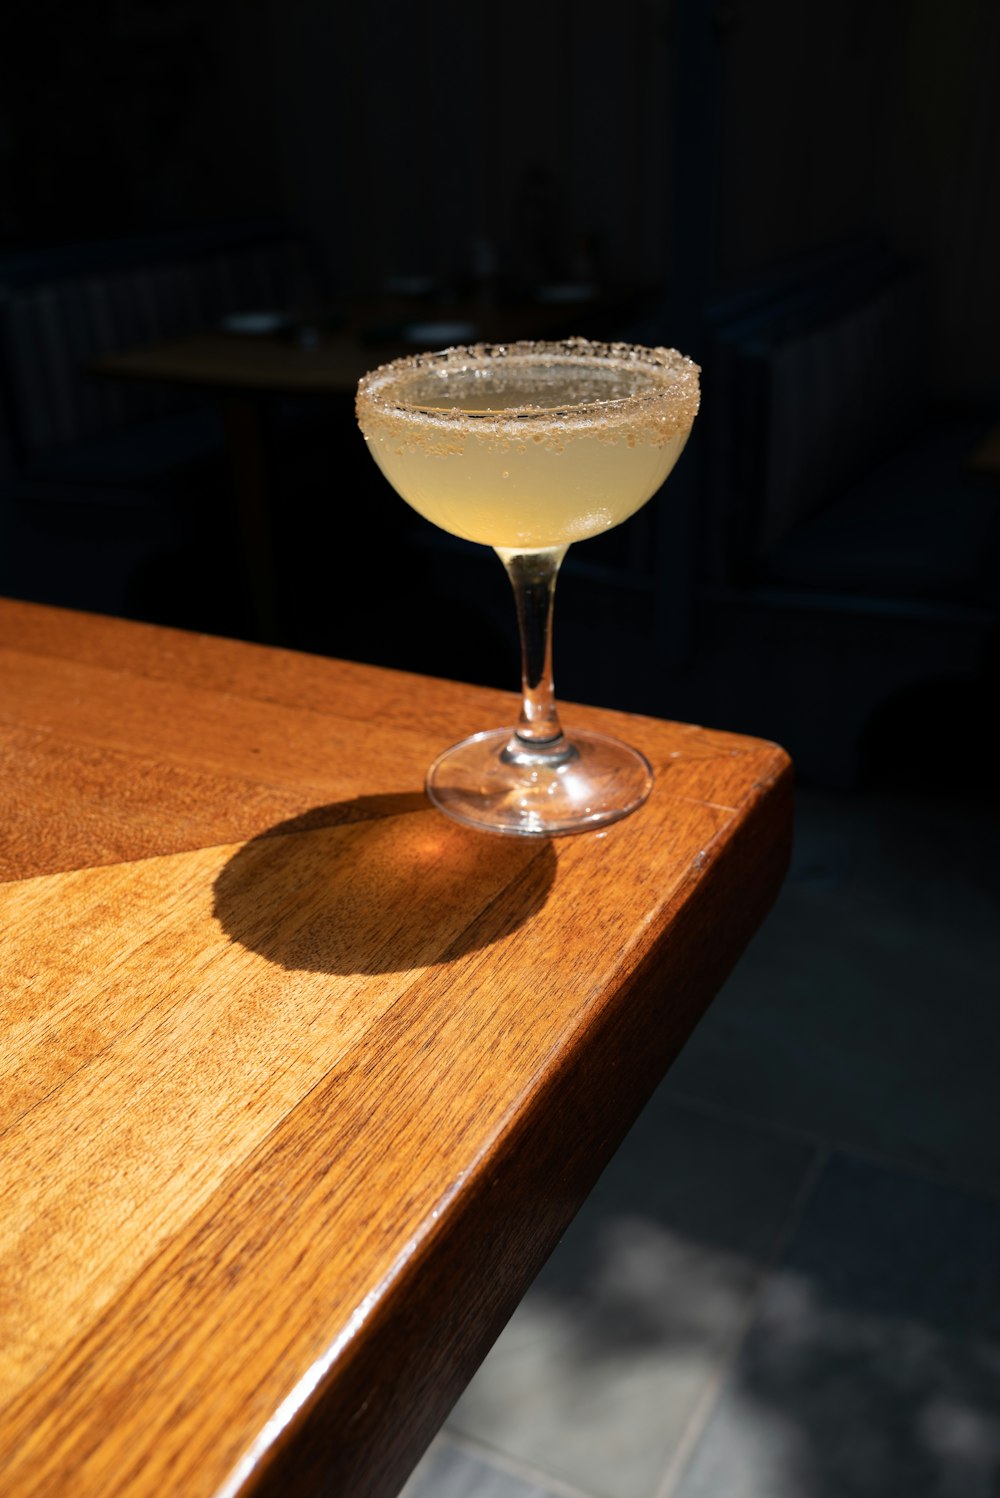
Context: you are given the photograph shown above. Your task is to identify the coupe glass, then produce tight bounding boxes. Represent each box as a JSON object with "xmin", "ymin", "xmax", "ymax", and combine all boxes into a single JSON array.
[{"xmin": 356, "ymin": 337, "xmax": 699, "ymax": 837}]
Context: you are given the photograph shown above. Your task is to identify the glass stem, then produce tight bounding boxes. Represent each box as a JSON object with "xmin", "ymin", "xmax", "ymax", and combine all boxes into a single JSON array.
[{"xmin": 497, "ymin": 545, "xmax": 574, "ymax": 763}]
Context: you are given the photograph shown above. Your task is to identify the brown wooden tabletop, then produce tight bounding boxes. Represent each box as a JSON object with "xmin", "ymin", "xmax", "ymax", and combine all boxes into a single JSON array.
[{"xmin": 0, "ymin": 598, "xmax": 792, "ymax": 1498}]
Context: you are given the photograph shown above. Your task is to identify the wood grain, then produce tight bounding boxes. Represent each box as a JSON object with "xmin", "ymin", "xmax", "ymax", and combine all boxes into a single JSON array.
[{"xmin": 0, "ymin": 598, "xmax": 792, "ymax": 1497}]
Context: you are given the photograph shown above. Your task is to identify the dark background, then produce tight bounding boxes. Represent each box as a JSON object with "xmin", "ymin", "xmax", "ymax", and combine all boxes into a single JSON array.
[{"xmin": 1, "ymin": 0, "xmax": 998, "ymax": 791}]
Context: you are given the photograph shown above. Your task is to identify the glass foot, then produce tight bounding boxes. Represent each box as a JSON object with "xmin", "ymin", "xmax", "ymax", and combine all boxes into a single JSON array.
[{"xmin": 426, "ymin": 727, "xmax": 653, "ymax": 837}]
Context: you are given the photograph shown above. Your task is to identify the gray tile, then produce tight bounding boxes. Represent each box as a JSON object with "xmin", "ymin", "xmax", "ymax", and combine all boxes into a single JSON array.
[
  {"xmin": 448, "ymin": 1100, "xmax": 815, "ymax": 1498},
  {"xmin": 674, "ymin": 1153, "xmax": 1000, "ymax": 1498},
  {"xmin": 666, "ymin": 788, "xmax": 1000, "ymax": 1190},
  {"xmin": 399, "ymin": 1437, "xmax": 564, "ymax": 1498}
]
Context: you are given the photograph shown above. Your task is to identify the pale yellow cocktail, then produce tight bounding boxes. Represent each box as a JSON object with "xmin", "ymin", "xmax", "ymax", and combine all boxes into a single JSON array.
[
  {"xmin": 357, "ymin": 346, "xmax": 696, "ymax": 551},
  {"xmin": 356, "ymin": 338, "xmax": 700, "ymax": 836}
]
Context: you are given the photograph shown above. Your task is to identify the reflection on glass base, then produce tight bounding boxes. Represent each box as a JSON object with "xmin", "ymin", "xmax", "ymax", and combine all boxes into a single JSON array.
[{"xmin": 426, "ymin": 727, "xmax": 653, "ymax": 837}]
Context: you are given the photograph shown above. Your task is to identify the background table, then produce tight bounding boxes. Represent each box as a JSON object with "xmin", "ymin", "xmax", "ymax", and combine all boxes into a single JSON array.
[
  {"xmin": 0, "ymin": 598, "xmax": 792, "ymax": 1498},
  {"xmin": 95, "ymin": 328, "xmax": 388, "ymax": 642},
  {"xmin": 92, "ymin": 311, "xmax": 601, "ymax": 642}
]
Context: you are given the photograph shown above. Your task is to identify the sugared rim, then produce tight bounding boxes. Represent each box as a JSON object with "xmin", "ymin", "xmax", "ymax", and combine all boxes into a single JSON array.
[{"xmin": 356, "ymin": 336, "xmax": 700, "ymax": 437}]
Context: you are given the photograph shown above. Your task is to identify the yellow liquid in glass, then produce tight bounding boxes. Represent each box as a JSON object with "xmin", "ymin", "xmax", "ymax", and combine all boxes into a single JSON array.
[{"xmin": 358, "ymin": 357, "xmax": 694, "ymax": 550}]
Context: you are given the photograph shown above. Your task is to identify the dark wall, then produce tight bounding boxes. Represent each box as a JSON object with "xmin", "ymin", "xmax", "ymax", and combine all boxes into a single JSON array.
[
  {"xmin": 267, "ymin": 0, "xmax": 674, "ymax": 298},
  {"xmin": 0, "ymin": 0, "xmax": 283, "ymax": 247},
  {"xmin": 714, "ymin": 0, "xmax": 1000, "ymax": 399},
  {"xmin": 3, "ymin": 0, "xmax": 997, "ymax": 391}
]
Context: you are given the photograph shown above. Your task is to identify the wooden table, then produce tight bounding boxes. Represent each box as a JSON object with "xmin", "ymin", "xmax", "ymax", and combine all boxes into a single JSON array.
[
  {"xmin": 0, "ymin": 598, "xmax": 793, "ymax": 1498},
  {"xmin": 95, "ymin": 328, "xmax": 389, "ymax": 644},
  {"xmin": 91, "ymin": 297, "xmax": 613, "ymax": 396},
  {"xmin": 94, "ymin": 326, "xmax": 387, "ymax": 396},
  {"xmin": 91, "ymin": 301, "xmax": 624, "ymax": 641},
  {"xmin": 95, "ymin": 324, "xmax": 494, "ymax": 644}
]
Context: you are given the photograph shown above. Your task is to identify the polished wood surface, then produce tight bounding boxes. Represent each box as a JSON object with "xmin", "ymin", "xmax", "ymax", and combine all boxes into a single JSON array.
[{"xmin": 0, "ymin": 598, "xmax": 793, "ymax": 1498}]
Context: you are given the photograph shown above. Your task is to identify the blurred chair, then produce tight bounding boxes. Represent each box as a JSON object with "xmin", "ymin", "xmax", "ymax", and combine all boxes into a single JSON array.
[
  {"xmin": 0, "ymin": 220, "xmax": 314, "ymax": 627},
  {"xmin": 696, "ymin": 241, "xmax": 998, "ymax": 784}
]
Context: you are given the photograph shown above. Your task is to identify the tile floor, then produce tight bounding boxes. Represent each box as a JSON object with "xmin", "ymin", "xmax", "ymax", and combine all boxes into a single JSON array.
[{"xmin": 399, "ymin": 778, "xmax": 1000, "ymax": 1498}]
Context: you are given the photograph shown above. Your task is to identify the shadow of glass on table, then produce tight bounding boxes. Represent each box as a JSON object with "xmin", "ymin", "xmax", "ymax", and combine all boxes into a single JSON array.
[{"xmin": 212, "ymin": 792, "xmax": 556, "ymax": 977}]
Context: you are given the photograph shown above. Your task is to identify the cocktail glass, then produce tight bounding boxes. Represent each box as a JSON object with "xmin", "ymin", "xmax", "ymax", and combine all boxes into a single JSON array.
[{"xmin": 356, "ymin": 337, "xmax": 699, "ymax": 837}]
